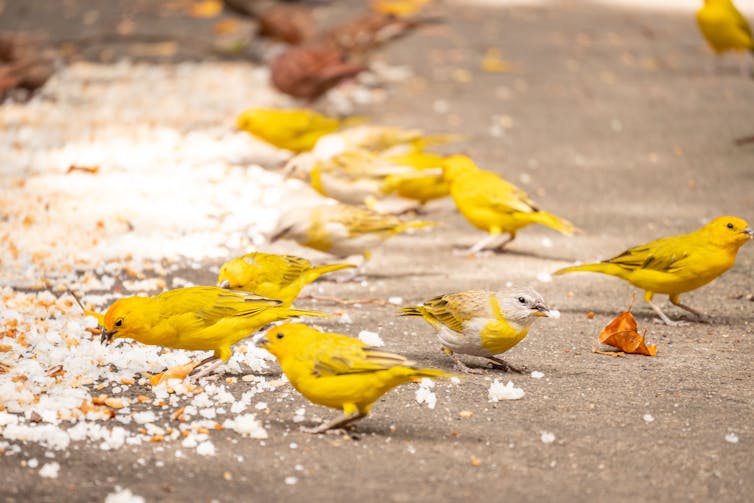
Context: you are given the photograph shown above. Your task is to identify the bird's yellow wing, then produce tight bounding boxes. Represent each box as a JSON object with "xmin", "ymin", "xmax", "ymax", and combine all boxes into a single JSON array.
[
  {"xmin": 155, "ymin": 287, "xmax": 281, "ymax": 325},
  {"xmin": 730, "ymin": 5, "xmax": 754, "ymax": 40},
  {"xmin": 460, "ymin": 170, "xmax": 538, "ymax": 214},
  {"xmin": 302, "ymin": 338, "xmax": 413, "ymax": 377},
  {"xmin": 251, "ymin": 254, "xmax": 313, "ymax": 288},
  {"xmin": 419, "ymin": 291, "xmax": 490, "ymax": 332},
  {"xmin": 332, "ymin": 207, "xmax": 402, "ymax": 236},
  {"xmin": 605, "ymin": 235, "xmax": 690, "ymax": 274}
]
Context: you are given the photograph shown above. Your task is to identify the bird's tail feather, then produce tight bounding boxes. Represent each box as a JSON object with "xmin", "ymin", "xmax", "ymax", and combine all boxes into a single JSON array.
[
  {"xmin": 282, "ymin": 308, "xmax": 331, "ymax": 319},
  {"xmin": 529, "ymin": 211, "xmax": 576, "ymax": 235},
  {"xmin": 554, "ymin": 262, "xmax": 629, "ymax": 279},
  {"xmin": 399, "ymin": 306, "xmax": 424, "ymax": 317},
  {"xmin": 408, "ymin": 367, "xmax": 451, "ymax": 381},
  {"xmin": 307, "ymin": 262, "xmax": 357, "ymax": 280},
  {"xmin": 399, "ymin": 305, "xmax": 444, "ymax": 330},
  {"xmin": 392, "ymin": 220, "xmax": 437, "ymax": 236}
]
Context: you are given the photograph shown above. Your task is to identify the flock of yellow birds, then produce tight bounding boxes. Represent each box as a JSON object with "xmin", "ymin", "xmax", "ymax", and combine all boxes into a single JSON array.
[{"xmin": 90, "ymin": 1, "xmax": 753, "ymax": 434}]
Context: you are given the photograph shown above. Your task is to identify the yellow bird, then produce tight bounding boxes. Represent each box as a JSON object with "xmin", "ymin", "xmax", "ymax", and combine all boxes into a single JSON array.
[
  {"xmin": 292, "ymin": 149, "xmax": 448, "ymax": 210},
  {"xmin": 270, "ymin": 202, "xmax": 435, "ymax": 261},
  {"xmin": 236, "ymin": 108, "xmax": 348, "ymax": 152},
  {"xmin": 311, "ymin": 125, "xmax": 457, "ymax": 159},
  {"xmin": 696, "ymin": 0, "xmax": 754, "ymax": 56},
  {"xmin": 258, "ymin": 323, "xmax": 449, "ymax": 433},
  {"xmin": 380, "ymin": 169, "xmax": 449, "ymax": 206},
  {"xmin": 380, "ymin": 151, "xmax": 450, "ymax": 205},
  {"xmin": 371, "ymin": 0, "xmax": 431, "ymax": 17},
  {"xmin": 216, "ymin": 252, "xmax": 355, "ymax": 305},
  {"xmin": 554, "ymin": 216, "xmax": 753, "ymax": 326},
  {"xmin": 401, "ymin": 287, "xmax": 558, "ymax": 373},
  {"xmin": 307, "ymin": 150, "xmax": 405, "ymax": 207},
  {"xmin": 100, "ymin": 286, "xmax": 326, "ymax": 377},
  {"xmin": 442, "ymin": 155, "xmax": 576, "ymax": 254}
]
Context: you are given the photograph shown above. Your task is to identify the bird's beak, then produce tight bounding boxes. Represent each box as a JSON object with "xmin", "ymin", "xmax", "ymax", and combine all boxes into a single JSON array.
[
  {"xmin": 743, "ymin": 227, "xmax": 753, "ymax": 239},
  {"xmin": 532, "ymin": 304, "xmax": 560, "ymax": 319},
  {"xmin": 100, "ymin": 329, "xmax": 114, "ymax": 345},
  {"xmin": 255, "ymin": 336, "xmax": 269, "ymax": 348},
  {"xmin": 217, "ymin": 279, "xmax": 230, "ymax": 289}
]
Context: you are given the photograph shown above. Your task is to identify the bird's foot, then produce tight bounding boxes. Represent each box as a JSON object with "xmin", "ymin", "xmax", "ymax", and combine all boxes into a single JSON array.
[
  {"xmin": 300, "ymin": 425, "xmax": 354, "ymax": 436},
  {"xmin": 488, "ymin": 361, "xmax": 527, "ymax": 374},
  {"xmin": 189, "ymin": 358, "xmax": 223, "ymax": 381},
  {"xmin": 451, "ymin": 359, "xmax": 485, "ymax": 375},
  {"xmin": 451, "ymin": 245, "xmax": 492, "ymax": 258},
  {"xmin": 301, "ymin": 412, "xmax": 365, "ymax": 434},
  {"xmin": 486, "ymin": 356, "xmax": 526, "ymax": 374},
  {"xmin": 300, "ymin": 423, "xmax": 334, "ymax": 434},
  {"xmin": 652, "ymin": 317, "xmax": 689, "ymax": 327}
]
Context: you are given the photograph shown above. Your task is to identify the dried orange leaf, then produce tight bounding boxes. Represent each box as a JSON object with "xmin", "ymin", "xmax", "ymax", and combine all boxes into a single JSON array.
[
  {"xmin": 148, "ymin": 361, "xmax": 198, "ymax": 386},
  {"xmin": 190, "ymin": 0, "xmax": 222, "ymax": 18},
  {"xmin": 597, "ymin": 298, "xmax": 657, "ymax": 356}
]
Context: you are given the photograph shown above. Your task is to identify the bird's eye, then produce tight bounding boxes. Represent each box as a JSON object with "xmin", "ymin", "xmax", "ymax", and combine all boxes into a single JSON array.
[
  {"xmin": 726, "ymin": 223, "xmax": 734, "ymax": 230},
  {"xmin": 276, "ymin": 333, "xmax": 284, "ymax": 340},
  {"xmin": 114, "ymin": 319, "xmax": 123, "ymax": 327},
  {"xmin": 518, "ymin": 296, "xmax": 526, "ymax": 304}
]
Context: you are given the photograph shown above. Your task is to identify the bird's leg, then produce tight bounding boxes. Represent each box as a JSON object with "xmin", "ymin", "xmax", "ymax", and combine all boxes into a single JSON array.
[
  {"xmin": 669, "ymin": 294, "xmax": 709, "ymax": 323},
  {"xmin": 189, "ymin": 355, "xmax": 218, "ymax": 374},
  {"xmin": 648, "ymin": 300, "xmax": 688, "ymax": 327},
  {"xmin": 442, "ymin": 348, "xmax": 484, "ymax": 374},
  {"xmin": 301, "ymin": 412, "xmax": 366, "ymax": 434},
  {"xmin": 456, "ymin": 234, "xmax": 498, "ymax": 256},
  {"xmin": 190, "ymin": 357, "xmax": 223, "ymax": 381},
  {"xmin": 333, "ymin": 256, "xmax": 365, "ymax": 283},
  {"xmin": 492, "ymin": 232, "xmax": 516, "ymax": 253},
  {"xmin": 485, "ymin": 355, "xmax": 526, "ymax": 374}
]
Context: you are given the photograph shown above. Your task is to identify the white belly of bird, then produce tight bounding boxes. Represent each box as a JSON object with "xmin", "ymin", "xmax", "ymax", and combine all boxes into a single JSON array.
[
  {"xmin": 435, "ymin": 319, "xmax": 493, "ymax": 357},
  {"xmin": 320, "ymin": 173, "xmax": 380, "ymax": 206}
]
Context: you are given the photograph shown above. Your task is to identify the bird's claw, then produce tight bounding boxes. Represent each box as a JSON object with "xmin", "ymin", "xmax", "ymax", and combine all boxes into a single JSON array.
[
  {"xmin": 488, "ymin": 361, "xmax": 527, "ymax": 374},
  {"xmin": 652, "ymin": 317, "xmax": 690, "ymax": 327},
  {"xmin": 451, "ymin": 359, "xmax": 485, "ymax": 374},
  {"xmin": 300, "ymin": 425, "xmax": 359, "ymax": 439},
  {"xmin": 454, "ymin": 364, "xmax": 484, "ymax": 375}
]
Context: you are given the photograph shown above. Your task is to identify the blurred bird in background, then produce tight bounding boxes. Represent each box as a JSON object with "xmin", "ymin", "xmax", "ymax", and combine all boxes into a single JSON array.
[
  {"xmin": 270, "ymin": 202, "xmax": 435, "ymax": 269},
  {"xmin": 696, "ymin": 0, "xmax": 754, "ymax": 74},
  {"xmin": 442, "ymin": 155, "xmax": 576, "ymax": 254}
]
